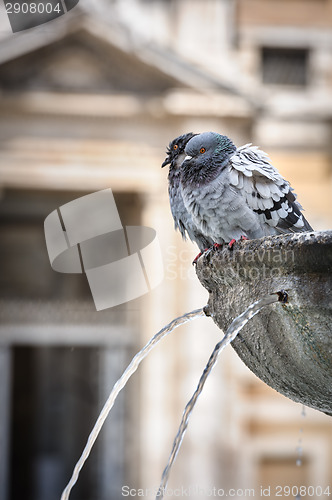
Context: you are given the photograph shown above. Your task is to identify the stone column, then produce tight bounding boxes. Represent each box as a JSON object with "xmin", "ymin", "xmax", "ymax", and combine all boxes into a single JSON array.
[{"xmin": 0, "ymin": 347, "xmax": 12, "ymax": 500}]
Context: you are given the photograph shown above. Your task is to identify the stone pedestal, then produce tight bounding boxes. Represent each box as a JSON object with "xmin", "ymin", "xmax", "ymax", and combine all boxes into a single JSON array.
[{"xmin": 196, "ymin": 230, "xmax": 332, "ymax": 416}]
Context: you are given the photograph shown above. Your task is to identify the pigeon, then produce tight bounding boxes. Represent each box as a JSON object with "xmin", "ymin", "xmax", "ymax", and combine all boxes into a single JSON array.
[
  {"xmin": 180, "ymin": 131, "xmax": 313, "ymax": 246},
  {"xmin": 162, "ymin": 133, "xmax": 214, "ymax": 251}
]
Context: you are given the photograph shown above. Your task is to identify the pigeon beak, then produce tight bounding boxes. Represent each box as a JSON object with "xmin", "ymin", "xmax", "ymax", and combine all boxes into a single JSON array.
[
  {"xmin": 184, "ymin": 155, "xmax": 193, "ymax": 162},
  {"xmin": 161, "ymin": 157, "xmax": 171, "ymax": 168}
]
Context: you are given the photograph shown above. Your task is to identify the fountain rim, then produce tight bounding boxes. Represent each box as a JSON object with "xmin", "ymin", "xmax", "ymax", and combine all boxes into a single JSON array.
[{"xmin": 196, "ymin": 229, "xmax": 332, "ymax": 274}]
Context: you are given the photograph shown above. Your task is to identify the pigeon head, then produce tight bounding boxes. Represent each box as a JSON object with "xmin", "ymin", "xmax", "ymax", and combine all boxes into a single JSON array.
[
  {"xmin": 182, "ymin": 132, "xmax": 236, "ymax": 187},
  {"xmin": 161, "ymin": 133, "xmax": 196, "ymax": 169}
]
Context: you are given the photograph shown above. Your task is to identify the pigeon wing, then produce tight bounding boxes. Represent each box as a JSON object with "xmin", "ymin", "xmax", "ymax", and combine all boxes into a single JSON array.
[{"xmin": 229, "ymin": 144, "xmax": 313, "ymax": 233}]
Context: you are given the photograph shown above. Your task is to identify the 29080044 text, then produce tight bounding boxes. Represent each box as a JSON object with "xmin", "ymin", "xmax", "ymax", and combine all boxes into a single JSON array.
[
  {"xmin": 5, "ymin": 2, "xmax": 62, "ymax": 14},
  {"xmin": 261, "ymin": 485, "xmax": 331, "ymax": 497}
]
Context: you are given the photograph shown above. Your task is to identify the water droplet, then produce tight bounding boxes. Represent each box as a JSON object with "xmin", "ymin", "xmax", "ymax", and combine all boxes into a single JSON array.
[{"xmin": 295, "ymin": 406, "xmax": 306, "ymax": 467}]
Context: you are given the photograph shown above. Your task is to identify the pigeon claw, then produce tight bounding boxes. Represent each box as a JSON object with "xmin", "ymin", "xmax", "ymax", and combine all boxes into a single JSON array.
[
  {"xmin": 192, "ymin": 248, "xmax": 209, "ymax": 265},
  {"xmin": 192, "ymin": 252, "xmax": 202, "ymax": 265},
  {"xmin": 213, "ymin": 243, "xmax": 223, "ymax": 250},
  {"xmin": 228, "ymin": 236, "xmax": 248, "ymax": 249}
]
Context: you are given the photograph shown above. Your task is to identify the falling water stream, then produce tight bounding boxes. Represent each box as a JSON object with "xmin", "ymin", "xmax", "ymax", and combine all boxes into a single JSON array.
[
  {"xmin": 294, "ymin": 405, "xmax": 307, "ymax": 499},
  {"xmin": 156, "ymin": 291, "xmax": 286, "ymax": 500},
  {"xmin": 61, "ymin": 291, "xmax": 287, "ymax": 500},
  {"xmin": 60, "ymin": 308, "xmax": 205, "ymax": 500}
]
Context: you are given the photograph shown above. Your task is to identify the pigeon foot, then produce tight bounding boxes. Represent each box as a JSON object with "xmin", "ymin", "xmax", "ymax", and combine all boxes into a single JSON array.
[
  {"xmin": 228, "ymin": 236, "xmax": 248, "ymax": 250},
  {"xmin": 192, "ymin": 248, "xmax": 209, "ymax": 265}
]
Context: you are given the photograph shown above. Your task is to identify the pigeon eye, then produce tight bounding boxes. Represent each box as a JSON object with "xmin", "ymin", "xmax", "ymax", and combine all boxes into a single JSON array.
[
  {"xmin": 200, "ymin": 147, "xmax": 206, "ymax": 154},
  {"xmin": 173, "ymin": 144, "xmax": 178, "ymax": 150}
]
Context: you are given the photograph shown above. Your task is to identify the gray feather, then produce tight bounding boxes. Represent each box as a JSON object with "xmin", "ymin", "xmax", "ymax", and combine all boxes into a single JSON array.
[
  {"xmin": 162, "ymin": 133, "xmax": 213, "ymax": 251},
  {"xmin": 179, "ymin": 132, "xmax": 313, "ymax": 244}
]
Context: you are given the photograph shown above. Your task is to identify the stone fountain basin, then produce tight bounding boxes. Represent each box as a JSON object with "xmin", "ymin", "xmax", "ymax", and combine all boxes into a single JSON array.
[{"xmin": 196, "ymin": 230, "xmax": 332, "ymax": 416}]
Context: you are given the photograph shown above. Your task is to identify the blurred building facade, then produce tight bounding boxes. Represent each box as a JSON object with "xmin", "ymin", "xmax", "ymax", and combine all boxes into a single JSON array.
[{"xmin": 0, "ymin": 1, "xmax": 331, "ymax": 500}]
